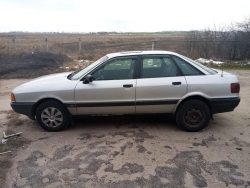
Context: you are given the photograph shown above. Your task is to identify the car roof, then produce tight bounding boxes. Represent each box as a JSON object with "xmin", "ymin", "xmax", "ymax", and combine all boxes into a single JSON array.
[{"xmin": 106, "ymin": 51, "xmax": 179, "ymax": 58}]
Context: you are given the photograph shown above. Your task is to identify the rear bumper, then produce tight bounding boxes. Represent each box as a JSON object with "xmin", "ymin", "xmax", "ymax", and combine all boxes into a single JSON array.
[
  {"xmin": 11, "ymin": 102, "xmax": 36, "ymax": 120},
  {"xmin": 209, "ymin": 97, "xmax": 240, "ymax": 114}
]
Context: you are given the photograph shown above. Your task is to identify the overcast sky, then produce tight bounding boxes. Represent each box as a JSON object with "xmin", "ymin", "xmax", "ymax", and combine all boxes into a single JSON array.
[{"xmin": 0, "ymin": 0, "xmax": 249, "ymax": 32}]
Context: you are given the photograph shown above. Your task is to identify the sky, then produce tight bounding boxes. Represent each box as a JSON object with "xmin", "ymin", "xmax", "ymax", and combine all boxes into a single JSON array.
[{"xmin": 0, "ymin": 0, "xmax": 249, "ymax": 32}]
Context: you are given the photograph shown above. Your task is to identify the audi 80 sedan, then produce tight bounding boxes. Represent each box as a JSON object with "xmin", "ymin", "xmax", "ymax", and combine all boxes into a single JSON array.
[{"xmin": 11, "ymin": 51, "xmax": 240, "ymax": 132}]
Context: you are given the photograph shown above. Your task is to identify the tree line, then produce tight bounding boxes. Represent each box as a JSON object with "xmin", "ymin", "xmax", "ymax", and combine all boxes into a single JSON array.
[{"xmin": 187, "ymin": 17, "xmax": 250, "ymax": 60}]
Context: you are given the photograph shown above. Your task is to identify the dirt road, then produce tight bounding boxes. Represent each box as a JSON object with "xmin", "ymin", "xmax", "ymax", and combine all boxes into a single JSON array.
[{"xmin": 0, "ymin": 70, "xmax": 250, "ymax": 187}]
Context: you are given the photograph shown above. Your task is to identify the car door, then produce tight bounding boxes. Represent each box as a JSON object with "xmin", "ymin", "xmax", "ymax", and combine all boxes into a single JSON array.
[
  {"xmin": 75, "ymin": 56, "xmax": 137, "ymax": 115},
  {"xmin": 136, "ymin": 55, "xmax": 187, "ymax": 113}
]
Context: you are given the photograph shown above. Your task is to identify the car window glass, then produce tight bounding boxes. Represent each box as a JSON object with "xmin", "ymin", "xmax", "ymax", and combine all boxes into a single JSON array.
[
  {"xmin": 71, "ymin": 55, "xmax": 108, "ymax": 80},
  {"xmin": 142, "ymin": 57, "xmax": 179, "ymax": 78},
  {"xmin": 143, "ymin": 58, "xmax": 161, "ymax": 68},
  {"xmin": 172, "ymin": 56, "xmax": 203, "ymax": 76},
  {"xmin": 104, "ymin": 59, "xmax": 132, "ymax": 70},
  {"xmin": 92, "ymin": 58, "xmax": 135, "ymax": 80},
  {"xmin": 179, "ymin": 55, "xmax": 216, "ymax": 74}
]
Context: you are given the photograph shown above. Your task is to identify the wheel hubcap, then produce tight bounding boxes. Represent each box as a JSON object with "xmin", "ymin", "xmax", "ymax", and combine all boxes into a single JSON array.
[
  {"xmin": 184, "ymin": 108, "xmax": 203, "ymax": 127},
  {"xmin": 41, "ymin": 107, "xmax": 63, "ymax": 128}
]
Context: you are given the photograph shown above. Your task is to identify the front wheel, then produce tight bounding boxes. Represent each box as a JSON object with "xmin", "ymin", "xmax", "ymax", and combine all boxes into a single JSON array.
[
  {"xmin": 176, "ymin": 100, "xmax": 210, "ymax": 132},
  {"xmin": 36, "ymin": 100, "xmax": 69, "ymax": 132}
]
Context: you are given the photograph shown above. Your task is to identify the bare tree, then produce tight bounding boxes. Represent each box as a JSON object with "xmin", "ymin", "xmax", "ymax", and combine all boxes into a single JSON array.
[{"xmin": 186, "ymin": 17, "xmax": 250, "ymax": 61}]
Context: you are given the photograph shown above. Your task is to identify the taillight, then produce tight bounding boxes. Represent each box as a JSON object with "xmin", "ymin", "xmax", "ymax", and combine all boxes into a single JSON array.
[
  {"xmin": 11, "ymin": 93, "xmax": 16, "ymax": 102},
  {"xmin": 231, "ymin": 83, "xmax": 240, "ymax": 93}
]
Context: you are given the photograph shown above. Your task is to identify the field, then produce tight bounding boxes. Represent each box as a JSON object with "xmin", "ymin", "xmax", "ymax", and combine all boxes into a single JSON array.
[
  {"xmin": 0, "ymin": 33, "xmax": 188, "ymax": 58},
  {"xmin": 1, "ymin": 33, "xmax": 250, "ymax": 79},
  {"xmin": 0, "ymin": 33, "xmax": 188, "ymax": 78}
]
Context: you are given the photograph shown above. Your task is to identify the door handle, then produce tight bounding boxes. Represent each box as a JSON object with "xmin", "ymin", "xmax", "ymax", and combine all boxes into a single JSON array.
[
  {"xmin": 123, "ymin": 84, "xmax": 133, "ymax": 88},
  {"xmin": 172, "ymin": 82, "xmax": 181, "ymax": 85}
]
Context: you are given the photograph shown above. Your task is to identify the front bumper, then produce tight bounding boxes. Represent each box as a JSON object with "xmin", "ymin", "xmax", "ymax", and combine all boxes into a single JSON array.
[
  {"xmin": 11, "ymin": 102, "xmax": 36, "ymax": 120},
  {"xmin": 209, "ymin": 97, "xmax": 240, "ymax": 114}
]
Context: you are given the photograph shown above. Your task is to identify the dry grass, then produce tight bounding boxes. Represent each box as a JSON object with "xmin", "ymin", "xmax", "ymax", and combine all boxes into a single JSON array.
[
  {"xmin": 1, "ymin": 33, "xmax": 249, "ymax": 78},
  {"xmin": 0, "ymin": 33, "xmax": 188, "ymax": 60},
  {"xmin": 0, "ymin": 33, "xmax": 190, "ymax": 78}
]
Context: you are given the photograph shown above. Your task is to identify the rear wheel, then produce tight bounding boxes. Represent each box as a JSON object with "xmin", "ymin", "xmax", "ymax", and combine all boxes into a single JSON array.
[
  {"xmin": 176, "ymin": 100, "xmax": 210, "ymax": 132},
  {"xmin": 36, "ymin": 100, "xmax": 69, "ymax": 132}
]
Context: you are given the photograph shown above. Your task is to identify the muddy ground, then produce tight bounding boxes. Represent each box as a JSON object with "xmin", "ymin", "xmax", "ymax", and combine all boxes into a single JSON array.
[{"xmin": 0, "ymin": 70, "xmax": 250, "ymax": 188}]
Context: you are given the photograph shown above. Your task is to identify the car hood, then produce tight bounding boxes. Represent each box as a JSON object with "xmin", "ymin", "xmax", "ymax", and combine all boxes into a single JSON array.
[
  {"xmin": 13, "ymin": 72, "xmax": 73, "ymax": 93},
  {"xmin": 28, "ymin": 72, "xmax": 72, "ymax": 84}
]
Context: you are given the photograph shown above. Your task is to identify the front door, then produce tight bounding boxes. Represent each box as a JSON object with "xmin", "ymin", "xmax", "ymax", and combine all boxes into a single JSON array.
[{"xmin": 75, "ymin": 56, "xmax": 137, "ymax": 115}]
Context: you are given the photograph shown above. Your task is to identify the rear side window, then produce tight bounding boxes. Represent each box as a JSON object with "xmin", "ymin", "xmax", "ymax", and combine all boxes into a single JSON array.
[
  {"xmin": 142, "ymin": 57, "xmax": 180, "ymax": 78},
  {"xmin": 172, "ymin": 56, "xmax": 203, "ymax": 76}
]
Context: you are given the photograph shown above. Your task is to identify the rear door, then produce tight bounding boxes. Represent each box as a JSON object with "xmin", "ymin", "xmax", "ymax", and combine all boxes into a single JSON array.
[
  {"xmin": 136, "ymin": 55, "xmax": 187, "ymax": 113},
  {"xmin": 75, "ymin": 56, "xmax": 137, "ymax": 115}
]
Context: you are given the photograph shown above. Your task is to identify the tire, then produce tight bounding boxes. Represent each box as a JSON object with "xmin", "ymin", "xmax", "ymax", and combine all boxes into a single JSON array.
[
  {"xmin": 36, "ymin": 100, "xmax": 69, "ymax": 132},
  {"xmin": 176, "ymin": 100, "xmax": 210, "ymax": 132}
]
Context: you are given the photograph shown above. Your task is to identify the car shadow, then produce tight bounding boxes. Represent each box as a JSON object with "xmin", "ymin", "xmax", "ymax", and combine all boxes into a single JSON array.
[{"xmin": 68, "ymin": 114, "xmax": 181, "ymax": 132}]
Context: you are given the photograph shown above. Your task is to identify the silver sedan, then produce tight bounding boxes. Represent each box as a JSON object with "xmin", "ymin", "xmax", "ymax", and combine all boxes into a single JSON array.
[{"xmin": 11, "ymin": 51, "xmax": 240, "ymax": 132}]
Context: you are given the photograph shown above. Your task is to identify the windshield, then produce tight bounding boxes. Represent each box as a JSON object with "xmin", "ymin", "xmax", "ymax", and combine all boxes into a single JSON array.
[
  {"xmin": 71, "ymin": 56, "xmax": 108, "ymax": 80},
  {"xmin": 179, "ymin": 55, "xmax": 217, "ymax": 74}
]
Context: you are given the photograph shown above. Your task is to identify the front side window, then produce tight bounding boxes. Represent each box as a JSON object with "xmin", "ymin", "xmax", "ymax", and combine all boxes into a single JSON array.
[
  {"xmin": 92, "ymin": 58, "xmax": 136, "ymax": 80},
  {"xmin": 141, "ymin": 57, "xmax": 180, "ymax": 78}
]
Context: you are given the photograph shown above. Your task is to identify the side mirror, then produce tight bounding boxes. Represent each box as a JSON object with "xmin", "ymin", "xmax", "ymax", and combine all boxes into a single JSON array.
[{"xmin": 83, "ymin": 75, "xmax": 93, "ymax": 84}]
